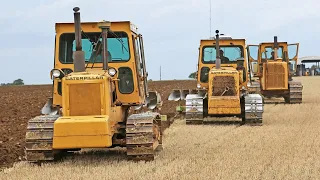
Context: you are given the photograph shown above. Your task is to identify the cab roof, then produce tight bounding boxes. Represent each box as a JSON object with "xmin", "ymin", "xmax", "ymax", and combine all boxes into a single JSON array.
[
  {"xmin": 55, "ymin": 21, "xmax": 139, "ymax": 34},
  {"xmin": 200, "ymin": 38, "xmax": 246, "ymax": 42},
  {"xmin": 259, "ymin": 42, "xmax": 288, "ymax": 45},
  {"xmin": 55, "ymin": 21, "xmax": 131, "ymax": 25}
]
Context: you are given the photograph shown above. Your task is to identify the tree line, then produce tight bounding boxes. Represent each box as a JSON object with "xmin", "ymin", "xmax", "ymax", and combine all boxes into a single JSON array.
[
  {"xmin": 189, "ymin": 72, "xmax": 197, "ymax": 79},
  {"xmin": 1, "ymin": 79, "xmax": 24, "ymax": 86}
]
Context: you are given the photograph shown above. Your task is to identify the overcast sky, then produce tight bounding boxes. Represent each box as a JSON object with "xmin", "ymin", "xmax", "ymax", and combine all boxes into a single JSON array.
[{"xmin": 0, "ymin": 0, "xmax": 319, "ymax": 84}]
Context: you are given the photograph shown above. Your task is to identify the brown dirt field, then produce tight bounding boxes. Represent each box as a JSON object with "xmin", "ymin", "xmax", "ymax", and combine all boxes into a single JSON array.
[
  {"xmin": 148, "ymin": 80, "xmax": 196, "ymax": 117},
  {"xmin": 0, "ymin": 80, "xmax": 196, "ymax": 169},
  {"xmin": 0, "ymin": 85, "xmax": 52, "ymax": 169}
]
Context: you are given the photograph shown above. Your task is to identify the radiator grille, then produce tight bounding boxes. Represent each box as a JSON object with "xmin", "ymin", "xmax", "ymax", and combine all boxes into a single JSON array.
[
  {"xmin": 212, "ymin": 76, "xmax": 237, "ymax": 96},
  {"xmin": 69, "ymin": 83, "xmax": 101, "ymax": 116},
  {"xmin": 266, "ymin": 63, "xmax": 286, "ymax": 89}
]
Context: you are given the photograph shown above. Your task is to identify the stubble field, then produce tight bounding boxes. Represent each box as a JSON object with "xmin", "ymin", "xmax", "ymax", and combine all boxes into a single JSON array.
[{"xmin": 1, "ymin": 77, "xmax": 320, "ymax": 179}]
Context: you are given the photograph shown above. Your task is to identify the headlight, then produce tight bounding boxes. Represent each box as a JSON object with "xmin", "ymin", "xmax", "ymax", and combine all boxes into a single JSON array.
[
  {"xmin": 52, "ymin": 69, "xmax": 61, "ymax": 78},
  {"xmin": 108, "ymin": 68, "xmax": 117, "ymax": 77},
  {"xmin": 50, "ymin": 69, "xmax": 65, "ymax": 79},
  {"xmin": 197, "ymin": 83, "xmax": 201, "ymax": 89}
]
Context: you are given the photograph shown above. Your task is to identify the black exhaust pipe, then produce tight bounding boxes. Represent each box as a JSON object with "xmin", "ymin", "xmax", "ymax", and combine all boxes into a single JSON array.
[
  {"xmin": 215, "ymin": 30, "xmax": 221, "ymax": 69},
  {"xmin": 73, "ymin": 7, "xmax": 85, "ymax": 72},
  {"xmin": 273, "ymin": 36, "xmax": 278, "ymax": 60}
]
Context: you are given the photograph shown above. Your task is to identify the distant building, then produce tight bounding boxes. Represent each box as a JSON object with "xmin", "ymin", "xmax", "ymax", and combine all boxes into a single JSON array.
[{"xmin": 297, "ymin": 56, "xmax": 320, "ymax": 76}]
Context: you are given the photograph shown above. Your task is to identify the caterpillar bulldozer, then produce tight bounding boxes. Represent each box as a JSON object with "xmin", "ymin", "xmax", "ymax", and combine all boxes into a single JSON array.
[
  {"xmin": 168, "ymin": 30, "xmax": 264, "ymax": 125},
  {"xmin": 247, "ymin": 36, "xmax": 303, "ymax": 104},
  {"xmin": 25, "ymin": 7, "xmax": 163, "ymax": 163}
]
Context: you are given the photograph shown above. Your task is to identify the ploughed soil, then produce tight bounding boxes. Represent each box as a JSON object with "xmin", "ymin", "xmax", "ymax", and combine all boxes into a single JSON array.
[{"xmin": 0, "ymin": 80, "xmax": 196, "ymax": 169}]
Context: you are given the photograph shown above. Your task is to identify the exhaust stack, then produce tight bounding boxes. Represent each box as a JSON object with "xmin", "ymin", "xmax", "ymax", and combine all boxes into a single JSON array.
[
  {"xmin": 98, "ymin": 21, "xmax": 111, "ymax": 70},
  {"xmin": 215, "ymin": 30, "xmax": 221, "ymax": 69},
  {"xmin": 273, "ymin": 36, "xmax": 278, "ymax": 60},
  {"xmin": 73, "ymin": 7, "xmax": 85, "ymax": 72}
]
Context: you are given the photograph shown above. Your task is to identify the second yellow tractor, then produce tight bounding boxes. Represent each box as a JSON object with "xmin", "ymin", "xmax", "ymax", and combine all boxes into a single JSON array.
[{"xmin": 168, "ymin": 31, "xmax": 264, "ymax": 125}]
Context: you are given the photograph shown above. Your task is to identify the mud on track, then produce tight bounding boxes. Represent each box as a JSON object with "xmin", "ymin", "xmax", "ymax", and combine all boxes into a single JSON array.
[{"xmin": 0, "ymin": 80, "xmax": 196, "ymax": 169}]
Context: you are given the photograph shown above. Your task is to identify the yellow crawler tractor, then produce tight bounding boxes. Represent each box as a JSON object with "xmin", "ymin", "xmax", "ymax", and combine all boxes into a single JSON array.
[
  {"xmin": 25, "ymin": 7, "xmax": 163, "ymax": 162},
  {"xmin": 168, "ymin": 31, "xmax": 264, "ymax": 125},
  {"xmin": 247, "ymin": 36, "xmax": 303, "ymax": 103}
]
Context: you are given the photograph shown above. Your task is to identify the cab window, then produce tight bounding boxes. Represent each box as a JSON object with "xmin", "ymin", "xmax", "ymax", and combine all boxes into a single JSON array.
[
  {"xmin": 118, "ymin": 67, "xmax": 134, "ymax": 94},
  {"xmin": 59, "ymin": 32, "xmax": 130, "ymax": 64},
  {"xmin": 202, "ymin": 46, "xmax": 243, "ymax": 64},
  {"xmin": 261, "ymin": 46, "xmax": 283, "ymax": 60},
  {"xmin": 200, "ymin": 67, "xmax": 210, "ymax": 83}
]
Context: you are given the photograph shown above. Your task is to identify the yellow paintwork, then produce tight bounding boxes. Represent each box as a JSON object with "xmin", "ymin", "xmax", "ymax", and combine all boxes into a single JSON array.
[
  {"xmin": 194, "ymin": 38, "xmax": 246, "ymax": 116},
  {"xmin": 61, "ymin": 72, "xmax": 110, "ymax": 116},
  {"xmin": 207, "ymin": 67, "xmax": 241, "ymax": 115},
  {"xmin": 239, "ymin": 70, "xmax": 244, "ymax": 84},
  {"xmin": 49, "ymin": 21, "xmax": 146, "ymax": 149},
  {"xmin": 52, "ymin": 72, "xmax": 124, "ymax": 148},
  {"xmin": 263, "ymin": 62, "xmax": 288, "ymax": 90},
  {"xmin": 52, "ymin": 21, "xmax": 145, "ymax": 107},
  {"xmin": 248, "ymin": 42, "xmax": 299, "ymax": 91},
  {"xmin": 208, "ymin": 97, "xmax": 241, "ymax": 114},
  {"xmin": 197, "ymin": 39, "xmax": 248, "ymax": 89},
  {"xmin": 53, "ymin": 115, "xmax": 112, "ymax": 148}
]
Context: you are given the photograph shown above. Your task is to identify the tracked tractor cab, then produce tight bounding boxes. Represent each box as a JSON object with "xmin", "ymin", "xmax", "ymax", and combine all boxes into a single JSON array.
[
  {"xmin": 168, "ymin": 30, "xmax": 264, "ymax": 125},
  {"xmin": 197, "ymin": 33, "xmax": 248, "ymax": 90},
  {"xmin": 247, "ymin": 36, "xmax": 303, "ymax": 104},
  {"xmin": 25, "ymin": 7, "xmax": 163, "ymax": 163}
]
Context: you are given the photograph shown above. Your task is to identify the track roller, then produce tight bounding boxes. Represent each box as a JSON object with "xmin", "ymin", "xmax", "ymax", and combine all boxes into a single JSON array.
[
  {"xmin": 185, "ymin": 94, "xmax": 204, "ymax": 124},
  {"xmin": 126, "ymin": 112, "xmax": 162, "ymax": 161},
  {"xmin": 242, "ymin": 94, "xmax": 263, "ymax": 126},
  {"xmin": 25, "ymin": 115, "xmax": 60, "ymax": 162},
  {"xmin": 285, "ymin": 81, "xmax": 303, "ymax": 104}
]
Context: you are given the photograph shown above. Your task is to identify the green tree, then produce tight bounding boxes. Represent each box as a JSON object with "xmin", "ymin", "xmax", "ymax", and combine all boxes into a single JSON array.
[
  {"xmin": 188, "ymin": 72, "xmax": 197, "ymax": 79},
  {"xmin": 12, "ymin": 79, "xmax": 24, "ymax": 85}
]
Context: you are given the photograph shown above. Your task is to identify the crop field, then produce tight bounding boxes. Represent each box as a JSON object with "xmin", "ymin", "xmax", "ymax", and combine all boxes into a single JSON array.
[{"xmin": 1, "ymin": 76, "xmax": 320, "ymax": 179}]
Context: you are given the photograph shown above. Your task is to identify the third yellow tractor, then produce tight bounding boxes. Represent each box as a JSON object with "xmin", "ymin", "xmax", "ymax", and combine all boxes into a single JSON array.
[{"xmin": 247, "ymin": 36, "xmax": 303, "ymax": 104}]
